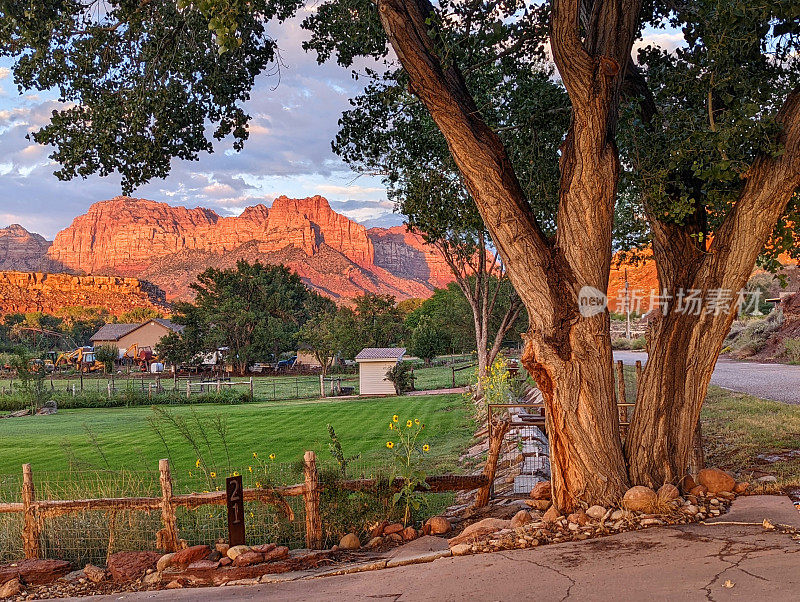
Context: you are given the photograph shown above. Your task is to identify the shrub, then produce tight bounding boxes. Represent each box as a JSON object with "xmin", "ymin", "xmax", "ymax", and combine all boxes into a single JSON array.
[
  {"xmin": 785, "ymin": 339, "xmax": 800, "ymax": 364},
  {"xmin": 385, "ymin": 362, "xmax": 414, "ymax": 394}
]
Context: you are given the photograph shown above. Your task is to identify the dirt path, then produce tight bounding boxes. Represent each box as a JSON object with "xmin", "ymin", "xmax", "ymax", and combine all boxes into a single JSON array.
[
  {"xmin": 614, "ymin": 351, "xmax": 800, "ymax": 405},
  {"xmin": 77, "ymin": 496, "xmax": 800, "ymax": 602}
]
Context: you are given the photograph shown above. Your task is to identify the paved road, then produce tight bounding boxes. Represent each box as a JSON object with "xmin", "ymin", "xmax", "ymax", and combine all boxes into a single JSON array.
[
  {"xmin": 80, "ymin": 497, "xmax": 800, "ymax": 602},
  {"xmin": 614, "ymin": 350, "xmax": 800, "ymax": 405}
]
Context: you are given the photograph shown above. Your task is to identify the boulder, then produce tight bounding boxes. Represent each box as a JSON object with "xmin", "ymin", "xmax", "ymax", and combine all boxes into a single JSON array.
[
  {"xmin": 262, "ymin": 546, "xmax": 289, "ymax": 563},
  {"xmin": 339, "ymin": 533, "xmax": 361, "ymax": 550},
  {"xmin": 383, "ymin": 523, "xmax": 404, "ymax": 535},
  {"xmin": 682, "ymin": 504, "xmax": 699, "ymax": 516},
  {"xmin": 370, "ymin": 521, "xmax": 389, "ymax": 538},
  {"xmin": 657, "ymin": 483, "xmax": 680, "ymax": 502},
  {"xmin": 511, "ymin": 510, "xmax": 533, "ymax": 528},
  {"xmin": 450, "ymin": 543, "xmax": 472, "ymax": 556},
  {"xmin": 426, "ymin": 516, "xmax": 452, "ymax": 535},
  {"xmin": 690, "ymin": 485, "xmax": 708, "ymax": 497},
  {"xmin": 215, "ymin": 542, "xmax": 230, "ymax": 556},
  {"xmin": 208, "ymin": 550, "xmax": 222, "ymax": 562},
  {"xmin": 387, "ymin": 533, "xmax": 403, "ymax": 543},
  {"xmin": 697, "ymin": 468, "xmax": 736, "ymax": 494},
  {"xmin": 366, "ymin": 537, "xmax": 383, "ymax": 549},
  {"xmin": 448, "ymin": 518, "xmax": 511, "ymax": 546},
  {"xmin": 156, "ymin": 553, "xmax": 174, "ymax": 572},
  {"xmin": 0, "ymin": 578, "xmax": 22, "ymax": 598},
  {"xmin": 526, "ymin": 499, "xmax": 551, "ymax": 512},
  {"xmin": 232, "ymin": 551, "xmax": 264, "ymax": 567},
  {"xmin": 83, "ymin": 564, "xmax": 106, "ymax": 584},
  {"xmin": 530, "ymin": 481, "xmax": 552, "ymax": 500},
  {"xmin": 402, "ymin": 527, "xmax": 417, "ymax": 541},
  {"xmin": 170, "ymin": 545, "xmax": 211, "ymax": 568},
  {"xmin": 542, "ymin": 505, "xmax": 561, "ymax": 523},
  {"xmin": 0, "ymin": 559, "xmax": 71, "ymax": 586},
  {"xmin": 251, "ymin": 543, "xmax": 276, "ymax": 554},
  {"xmin": 622, "ymin": 486, "xmax": 658, "ymax": 512},
  {"xmin": 733, "ymin": 482, "xmax": 750, "ymax": 494},
  {"xmin": 567, "ymin": 511, "xmax": 590, "ymax": 526},
  {"xmin": 107, "ymin": 551, "xmax": 161, "ymax": 583},
  {"xmin": 680, "ymin": 474, "xmax": 697, "ymax": 493},
  {"xmin": 226, "ymin": 545, "xmax": 251, "ymax": 561},
  {"xmin": 586, "ymin": 505, "xmax": 607, "ymax": 520},
  {"xmin": 219, "ymin": 557, "xmax": 232, "ymax": 567}
]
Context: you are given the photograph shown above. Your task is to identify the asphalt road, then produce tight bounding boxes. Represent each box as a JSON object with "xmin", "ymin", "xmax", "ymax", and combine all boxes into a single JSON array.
[
  {"xmin": 79, "ymin": 496, "xmax": 800, "ymax": 602},
  {"xmin": 614, "ymin": 350, "xmax": 800, "ymax": 405}
]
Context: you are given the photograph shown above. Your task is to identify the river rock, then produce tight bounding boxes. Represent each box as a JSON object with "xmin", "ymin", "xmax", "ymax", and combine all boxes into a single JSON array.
[
  {"xmin": 530, "ymin": 481, "xmax": 551, "ymax": 500},
  {"xmin": 697, "ymin": 468, "xmax": 736, "ymax": 494},
  {"xmin": 215, "ymin": 542, "xmax": 230, "ymax": 556},
  {"xmin": 567, "ymin": 511, "xmax": 590, "ymax": 526},
  {"xmin": 0, "ymin": 578, "xmax": 22, "ymax": 598},
  {"xmin": 402, "ymin": 527, "xmax": 417, "ymax": 541},
  {"xmin": 427, "ymin": 516, "xmax": 452, "ymax": 535},
  {"xmin": 689, "ymin": 485, "xmax": 708, "ymax": 497},
  {"xmin": 251, "ymin": 543, "xmax": 276, "ymax": 554},
  {"xmin": 263, "ymin": 546, "xmax": 289, "ymax": 563},
  {"xmin": 511, "ymin": 510, "xmax": 533, "ymax": 528},
  {"xmin": 526, "ymin": 499, "xmax": 551, "ymax": 511},
  {"xmin": 384, "ymin": 523, "xmax": 404, "ymax": 535},
  {"xmin": 450, "ymin": 543, "xmax": 472, "ymax": 556},
  {"xmin": 156, "ymin": 553, "xmax": 174, "ymax": 572},
  {"xmin": 366, "ymin": 537, "xmax": 383, "ymax": 549},
  {"xmin": 733, "ymin": 482, "xmax": 749, "ymax": 494},
  {"xmin": 657, "ymin": 484, "xmax": 680, "ymax": 502},
  {"xmin": 232, "ymin": 551, "xmax": 264, "ymax": 567},
  {"xmin": 448, "ymin": 518, "xmax": 511, "ymax": 546},
  {"xmin": 622, "ymin": 486, "xmax": 658, "ymax": 512},
  {"xmin": 339, "ymin": 533, "xmax": 361, "ymax": 550},
  {"xmin": 226, "ymin": 545, "xmax": 250, "ymax": 561},
  {"xmin": 107, "ymin": 551, "xmax": 161, "ymax": 582},
  {"xmin": 83, "ymin": 564, "xmax": 106, "ymax": 584}
]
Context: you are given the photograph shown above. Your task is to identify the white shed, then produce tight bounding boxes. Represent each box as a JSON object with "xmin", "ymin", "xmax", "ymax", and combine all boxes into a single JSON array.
[{"xmin": 355, "ymin": 347, "xmax": 406, "ymax": 396}]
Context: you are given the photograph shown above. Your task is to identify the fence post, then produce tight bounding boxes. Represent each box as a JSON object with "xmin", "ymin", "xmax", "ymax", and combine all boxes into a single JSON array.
[
  {"xmin": 452, "ymin": 367, "xmax": 456, "ymax": 388},
  {"xmin": 22, "ymin": 463, "xmax": 41, "ymax": 559},
  {"xmin": 158, "ymin": 459, "xmax": 181, "ymax": 552},
  {"xmin": 249, "ymin": 377, "xmax": 254, "ymax": 399},
  {"xmin": 186, "ymin": 381, "xmax": 191, "ymax": 400},
  {"xmin": 474, "ymin": 418, "xmax": 510, "ymax": 508},
  {"xmin": 616, "ymin": 360, "xmax": 627, "ymax": 426},
  {"xmin": 303, "ymin": 451, "xmax": 322, "ymax": 549}
]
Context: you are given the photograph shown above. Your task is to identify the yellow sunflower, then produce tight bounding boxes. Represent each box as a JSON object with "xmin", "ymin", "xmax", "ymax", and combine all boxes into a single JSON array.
[
  {"xmin": 414, "ymin": 419, "xmax": 420, "ymax": 425},
  {"xmin": 210, "ymin": 471, "xmax": 217, "ymax": 478},
  {"xmin": 195, "ymin": 459, "xmax": 201, "ymax": 468},
  {"xmin": 406, "ymin": 420, "xmax": 413, "ymax": 428},
  {"xmin": 386, "ymin": 441, "xmax": 394, "ymax": 449},
  {"xmin": 269, "ymin": 453, "xmax": 276, "ymax": 460},
  {"xmin": 392, "ymin": 414, "xmax": 399, "ymax": 422},
  {"xmin": 422, "ymin": 444, "xmax": 430, "ymax": 452}
]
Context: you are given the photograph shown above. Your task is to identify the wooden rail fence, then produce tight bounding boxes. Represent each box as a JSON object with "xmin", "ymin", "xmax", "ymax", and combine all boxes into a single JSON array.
[{"xmin": 0, "ymin": 454, "xmax": 487, "ymax": 558}]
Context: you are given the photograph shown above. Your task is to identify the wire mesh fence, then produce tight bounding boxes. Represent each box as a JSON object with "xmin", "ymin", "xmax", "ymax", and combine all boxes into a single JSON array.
[{"xmin": 0, "ymin": 456, "xmax": 466, "ymax": 567}]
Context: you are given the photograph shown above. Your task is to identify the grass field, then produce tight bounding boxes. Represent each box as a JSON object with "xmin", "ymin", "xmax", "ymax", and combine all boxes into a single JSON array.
[{"xmin": 0, "ymin": 392, "xmax": 475, "ymax": 488}]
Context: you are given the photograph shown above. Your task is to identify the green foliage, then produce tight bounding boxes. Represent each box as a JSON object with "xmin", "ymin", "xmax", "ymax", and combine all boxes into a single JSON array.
[
  {"xmin": 353, "ymin": 293, "xmax": 406, "ymax": 349},
  {"xmin": 297, "ymin": 306, "xmax": 359, "ymax": 373},
  {"xmin": 783, "ymin": 339, "xmax": 800, "ymax": 364},
  {"xmin": 611, "ymin": 337, "xmax": 646, "ymax": 351},
  {"xmin": 385, "ymin": 362, "xmax": 414, "ymax": 395},
  {"xmin": 407, "ymin": 315, "xmax": 439, "ymax": 365},
  {"xmin": 7, "ymin": 349, "xmax": 48, "ymax": 413},
  {"xmin": 94, "ymin": 345, "xmax": 119, "ymax": 374},
  {"xmin": 326, "ymin": 424, "xmax": 359, "ymax": 478},
  {"xmin": 158, "ymin": 261, "xmax": 328, "ymax": 373},
  {"xmin": 386, "ymin": 415, "xmax": 430, "ymax": 526},
  {"xmin": 0, "ymin": 0, "xmax": 303, "ymax": 193},
  {"xmin": 118, "ymin": 308, "xmax": 163, "ymax": 323}
]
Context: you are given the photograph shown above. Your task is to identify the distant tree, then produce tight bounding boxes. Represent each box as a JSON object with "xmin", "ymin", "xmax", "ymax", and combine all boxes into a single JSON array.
[
  {"xmin": 119, "ymin": 308, "xmax": 164, "ymax": 323},
  {"xmin": 9, "ymin": 349, "xmax": 48, "ymax": 414},
  {"xmin": 407, "ymin": 315, "xmax": 439, "ymax": 365},
  {"xmin": 353, "ymin": 294, "xmax": 406, "ymax": 348},
  {"xmin": 94, "ymin": 345, "xmax": 119, "ymax": 374},
  {"xmin": 298, "ymin": 309, "xmax": 338, "ymax": 394},
  {"xmin": 161, "ymin": 261, "xmax": 323, "ymax": 375}
]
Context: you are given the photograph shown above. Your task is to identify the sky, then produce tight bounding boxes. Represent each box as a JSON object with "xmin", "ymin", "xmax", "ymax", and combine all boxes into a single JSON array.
[
  {"xmin": 0, "ymin": 7, "xmax": 398, "ymax": 239},
  {"xmin": 0, "ymin": 6, "xmax": 683, "ymax": 241}
]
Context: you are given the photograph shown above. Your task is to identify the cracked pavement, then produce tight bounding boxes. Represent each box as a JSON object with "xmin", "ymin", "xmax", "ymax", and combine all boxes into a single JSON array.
[{"xmin": 78, "ymin": 496, "xmax": 800, "ymax": 602}]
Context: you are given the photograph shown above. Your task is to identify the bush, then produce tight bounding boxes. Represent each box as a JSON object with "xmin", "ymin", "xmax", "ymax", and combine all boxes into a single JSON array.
[
  {"xmin": 724, "ymin": 311, "xmax": 783, "ymax": 358},
  {"xmin": 385, "ymin": 362, "xmax": 415, "ymax": 394},
  {"xmin": 785, "ymin": 339, "xmax": 800, "ymax": 364}
]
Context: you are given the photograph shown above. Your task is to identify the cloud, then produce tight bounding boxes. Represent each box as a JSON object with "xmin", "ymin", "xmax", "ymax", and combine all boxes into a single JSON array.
[{"xmin": 0, "ymin": 8, "xmax": 392, "ymax": 238}]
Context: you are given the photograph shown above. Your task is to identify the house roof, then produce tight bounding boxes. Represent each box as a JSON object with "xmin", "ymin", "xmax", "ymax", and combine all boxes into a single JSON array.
[
  {"xmin": 90, "ymin": 318, "xmax": 184, "ymax": 342},
  {"xmin": 355, "ymin": 347, "xmax": 406, "ymax": 361}
]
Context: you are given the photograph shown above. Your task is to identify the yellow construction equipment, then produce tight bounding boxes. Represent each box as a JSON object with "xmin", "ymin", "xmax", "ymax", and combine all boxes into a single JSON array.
[
  {"xmin": 122, "ymin": 343, "xmax": 159, "ymax": 372},
  {"xmin": 55, "ymin": 347, "xmax": 101, "ymax": 373}
]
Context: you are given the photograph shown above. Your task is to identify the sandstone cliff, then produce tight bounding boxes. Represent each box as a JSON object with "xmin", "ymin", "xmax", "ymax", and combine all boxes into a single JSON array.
[
  {"xmin": 0, "ymin": 271, "xmax": 169, "ymax": 316},
  {"xmin": 46, "ymin": 196, "xmax": 453, "ymax": 301},
  {"xmin": 0, "ymin": 225, "xmax": 53, "ymax": 271}
]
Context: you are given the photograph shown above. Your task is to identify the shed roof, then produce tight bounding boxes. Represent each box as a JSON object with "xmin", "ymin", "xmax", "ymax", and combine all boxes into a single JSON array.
[
  {"xmin": 90, "ymin": 318, "xmax": 184, "ymax": 342},
  {"xmin": 355, "ymin": 347, "xmax": 406, "ymax": 361}
]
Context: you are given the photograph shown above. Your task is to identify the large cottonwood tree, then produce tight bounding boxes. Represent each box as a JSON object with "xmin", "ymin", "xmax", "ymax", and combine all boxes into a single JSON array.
[{"xmin": 3, "ymin": 0, "xmax": 799, "ymax": 511}]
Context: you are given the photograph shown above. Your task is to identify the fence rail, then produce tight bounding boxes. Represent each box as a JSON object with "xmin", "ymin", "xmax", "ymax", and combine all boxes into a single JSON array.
[{"xmin": 1, "ymin": 457, "xmax": 487, "ymax": 560}]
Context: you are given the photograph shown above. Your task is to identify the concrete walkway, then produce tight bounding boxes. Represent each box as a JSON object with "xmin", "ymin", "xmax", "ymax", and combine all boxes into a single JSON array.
[
  {"xmin": 79, "ymin": 496, "xmax": 800, "ymax": 602},
  {"xmin": 614, "ymin": 351, "xmax": 800, "ymax": 405}
]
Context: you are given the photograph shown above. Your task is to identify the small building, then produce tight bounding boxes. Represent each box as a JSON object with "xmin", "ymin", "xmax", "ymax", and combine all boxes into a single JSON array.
[
  {"xmin": 91, "ymin": 318, "xmax": 184, "ymax": 356},
  {"xmin": 355, "ymin": 347, "xmax": 406, "ymax": 396}
]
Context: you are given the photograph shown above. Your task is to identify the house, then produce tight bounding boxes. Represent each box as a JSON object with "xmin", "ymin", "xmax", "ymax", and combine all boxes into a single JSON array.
[
  {"xmin": 90, "ymin": 318, "xmax": 184, "ymax": 357},
  {"xmin": 355, "ymin": 347, "xmax": 406, "ymax": 396}
]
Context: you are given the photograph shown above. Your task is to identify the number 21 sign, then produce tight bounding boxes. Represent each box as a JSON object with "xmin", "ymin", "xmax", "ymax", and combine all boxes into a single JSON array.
[{"xmin": 226, "ymin": 475, "xmax": 246, "ymax": 546}]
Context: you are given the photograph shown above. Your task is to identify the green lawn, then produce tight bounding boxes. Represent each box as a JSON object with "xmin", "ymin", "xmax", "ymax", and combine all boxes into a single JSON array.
[{"xmin": 0, "ymin": 393, "xmax": 474, "ymax": 490}]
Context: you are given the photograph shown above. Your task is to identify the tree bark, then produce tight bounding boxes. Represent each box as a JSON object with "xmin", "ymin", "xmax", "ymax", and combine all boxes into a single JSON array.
[
  {"xmin": 376, "ymin": 0, "xmax": 639, "ymax": 511},
  {"xmin": 626, "ymin": 86, "xmax": 800, "ymax": 486}
]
